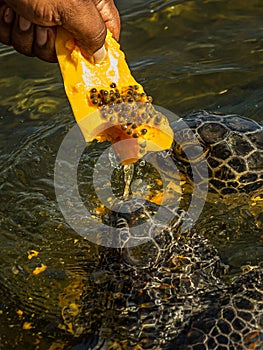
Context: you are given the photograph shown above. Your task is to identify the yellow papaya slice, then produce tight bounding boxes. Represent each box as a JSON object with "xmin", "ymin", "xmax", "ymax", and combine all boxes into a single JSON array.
[{"xmin": 55, "ymin": 29, "xmax": 174, "ymax": 164}]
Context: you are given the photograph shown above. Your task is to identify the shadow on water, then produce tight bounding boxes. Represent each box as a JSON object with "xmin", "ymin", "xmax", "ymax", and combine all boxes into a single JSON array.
[{"xmin": 0, "ymin": 0, "xmax": 262, "ymax": 349}]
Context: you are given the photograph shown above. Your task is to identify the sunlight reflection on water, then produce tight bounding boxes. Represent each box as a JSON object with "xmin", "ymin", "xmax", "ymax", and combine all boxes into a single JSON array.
[{"xmin": 0, "ymin": 0, "xmax": 262, "ymax": 348}]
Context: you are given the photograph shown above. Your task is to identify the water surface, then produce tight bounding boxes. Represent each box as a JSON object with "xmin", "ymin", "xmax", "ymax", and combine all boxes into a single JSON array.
[{"xmin": 0, "ymin": 0, "xmax": 262, "ymax": 348}]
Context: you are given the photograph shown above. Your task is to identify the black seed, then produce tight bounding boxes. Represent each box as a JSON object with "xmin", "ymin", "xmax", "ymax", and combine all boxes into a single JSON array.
[
  {"xmin": 128, "ymin": 98, "xmax": 134, "ymax": 103},
  {"xmin": 121, "ymin": 124, "xmax": 127, "ymax": 130},
  {"xmin": 98, "ymin": 101, "xmax": 103, "ymax": 107},
  {"xmin": 132, "ymin": 124, "xmax": 137, "ymax": 129},
  {"xmin": 127, "ymin": 129, "xmax": 132, "ymax": 135},
  {"xmin": 104, "ymin": 97, "xmax": 110, "ymax": 104},
  {"xmin": 141, "ymin": 129, "xmax": 147, "ymax": 135},
  {"xmin": 90, "ymin": 88, "xmax": 97, "ymax": 93},
  {"xmin": 110, "ymin": 116, "xmax": 115, "ymax": 122},
  {"xmin": 103, "ymin": 90, "xmax": 109, "ymax": 96},
  {"xmin": 110, "ymin": 83, "xmax": 116, "ymax": 88},
  {"xmin": 92, "ymin": 99, "xmax": 98, "ymax": 105},
  {"xmin": 115, "ymin": 93, "xmax": 120, "ymax": 98},
  {"xmin": 127, "ymin": 122, "xmax": 132, "ymax": 126},
  {"xmin": 133, "ymin": 133, "xmax": 139, "ymax": 138},
  {"xmin": 116, "ymin": 100, "xmax": 122, "ymax": 104},
  {"xmin": 90, "ymin": 93, "xmax": 97, "ymax": 99},
  {"xmin": 127, "ymin": 90, "xmax": 133, "ymax": 95},
  {"xmin": 109, "ymin": 90, "xmax": 114, "ymax": 95},
  {"xmin": 154, "ymin": 114, "xmax": 162, "ymax": 124},
  {"xmin": 110, "ymin": 96, "xmax": 116, "ymax": 102},
  {"xmin": 134, "ymin": 85, "xmax": 139, "ymax": 90},
  {"xmin": 102, "ymin": 112, "xmax": 108, "ymax": 119},
  {"xmin": 147, "ymin": 96, "xmax": 153, "ymax": 103},
  {"xmin": 149, "ymin": 112, "xmax": 154, "ymax": 118}
]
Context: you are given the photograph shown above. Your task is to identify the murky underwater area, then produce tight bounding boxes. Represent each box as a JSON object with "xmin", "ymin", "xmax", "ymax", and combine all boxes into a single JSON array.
[{"xmin": 0, "ymin": 0, "xmax": 262, "ymax": 349}]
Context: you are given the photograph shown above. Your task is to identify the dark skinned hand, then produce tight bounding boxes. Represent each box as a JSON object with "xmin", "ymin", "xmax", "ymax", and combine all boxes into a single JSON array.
[{"xmin": 0, "ymin": 0, "xmax": 120, "ymax": 62}]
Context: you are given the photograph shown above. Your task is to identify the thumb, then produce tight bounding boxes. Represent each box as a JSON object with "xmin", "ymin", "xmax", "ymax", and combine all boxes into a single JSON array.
[
  {"xmin": 62, "ymin": 0, "xmax": 106, "ymax": 58},
  {"xmin": 93, "ymin": 45, "xmax": 107, "ymax": 63}
]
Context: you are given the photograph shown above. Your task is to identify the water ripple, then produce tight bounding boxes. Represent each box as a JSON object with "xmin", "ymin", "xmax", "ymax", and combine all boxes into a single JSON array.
[{"xmin": 0, "ymin": 44, "xmax": 16, "ymax": 58}]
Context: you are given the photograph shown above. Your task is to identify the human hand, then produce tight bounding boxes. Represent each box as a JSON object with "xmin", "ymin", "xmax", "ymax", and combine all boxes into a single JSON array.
[{"xmin": 0, "ymin": 0, "xmax": 120, "ymax": 62}]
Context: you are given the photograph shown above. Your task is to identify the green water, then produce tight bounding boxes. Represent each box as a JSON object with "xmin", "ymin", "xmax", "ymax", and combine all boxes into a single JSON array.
[{"xmin": 0, "ymin": 0, "xmax": 262, "ymax": 349}]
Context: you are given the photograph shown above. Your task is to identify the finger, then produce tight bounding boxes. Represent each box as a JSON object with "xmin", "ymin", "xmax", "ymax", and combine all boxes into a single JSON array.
[
  {"xmin": 11, "ymin": 14, "xmax": 34, "ymax": 56},
  {"xmin": 62, "ymin": 0, "xmax": 106, "ymax": 57},
  {"xmin": 0, "ymin": 4, "xmax": 14, "ymax": 44},
  {"xmin": 95, "ymin": 0, "xmax": 121, "ymax": 41},
  {"xmin": 93, "ymin": 45, "xmax": 106, "ymax": 63},
  {"xmin": 34, "ymin": 26, "xmax": 57, "ymax": 62},
  {"xmin": 5, "ymin": 0, "xmax": 62, "ymax": 26}
]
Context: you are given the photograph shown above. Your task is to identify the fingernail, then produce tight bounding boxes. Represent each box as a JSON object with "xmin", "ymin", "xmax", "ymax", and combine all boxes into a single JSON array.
[
  {"xmin": 36, "ymin": 26, "xmax": 48, "ymax": 46},
  {"xmin": 19, "ymin": 16, "xmax": 31, "ymax": 31},
  {"xmin": 4, "ymin": 7, "xmax": 14, "ymax": 24},
  {"xmin": 94, "ymin": 45, "xmax": 106, "ymax": 64},
  {"xmin": 47, "ymin": 27, "xmax": 55, "ymax": 41}
]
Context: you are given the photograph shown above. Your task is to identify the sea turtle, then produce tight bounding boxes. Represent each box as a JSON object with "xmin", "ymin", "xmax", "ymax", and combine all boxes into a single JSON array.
[{"xmin": 59, "ymin": 111, "xmax": 263, "ymax": 349}]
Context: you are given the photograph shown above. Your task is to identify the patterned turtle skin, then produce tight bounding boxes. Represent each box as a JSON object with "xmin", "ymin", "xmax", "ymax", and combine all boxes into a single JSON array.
[
  {"xmin": 63, "ymin": 210, "xmax": 263, "ymax": 349},
  {"xmin": 170, "ymin": 111, "xmax": 263, "ymax": 196},
  {"xmin": 63, "ymin": 201, "xmax": 224, "ymax": 348},
  {"xmin": 61, "ymin": 112, "xmax": 263, "ymax": 350},
  {"xmin": 168, "ymin": 267, "xmax": 263, "ymax": 350}
]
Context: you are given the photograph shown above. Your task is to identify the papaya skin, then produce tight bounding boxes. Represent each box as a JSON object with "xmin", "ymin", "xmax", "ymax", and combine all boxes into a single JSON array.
[{"xmin": 56, "ymin": 28, "xmax": 174, "ymax": 164}]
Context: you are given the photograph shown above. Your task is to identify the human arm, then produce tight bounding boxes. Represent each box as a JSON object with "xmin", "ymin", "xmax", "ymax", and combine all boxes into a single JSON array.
[{"xmin": 0, "ymin": 0, "xmax": 120, "ymax": 62}]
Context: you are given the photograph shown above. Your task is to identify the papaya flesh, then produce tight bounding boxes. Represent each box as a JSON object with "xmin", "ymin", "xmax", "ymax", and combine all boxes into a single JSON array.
[{"xmin": 55, "ymin": 29, "xmax": 174, "ymax": 164}]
